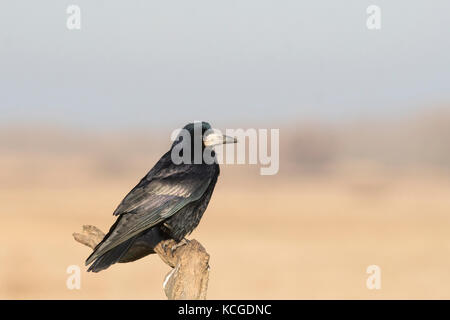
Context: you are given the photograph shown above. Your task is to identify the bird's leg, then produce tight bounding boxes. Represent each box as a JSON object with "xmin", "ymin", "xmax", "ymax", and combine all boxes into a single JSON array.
[
  {"xmin": 155, "ymin": 239, "xmax": 178, "ymax": 268},
  {"xmin": 156, "ymin": 238, "xmax": 190, "ymax": 267},
  {"xmin": 170, "ymin": 237, "xmax": 190, "ymax": 253}
]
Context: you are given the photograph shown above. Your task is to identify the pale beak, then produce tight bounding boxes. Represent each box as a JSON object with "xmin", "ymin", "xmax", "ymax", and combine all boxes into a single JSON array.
[{"xmin": 203, "ymin": 133, "xmax": 238, "ymax": 147}]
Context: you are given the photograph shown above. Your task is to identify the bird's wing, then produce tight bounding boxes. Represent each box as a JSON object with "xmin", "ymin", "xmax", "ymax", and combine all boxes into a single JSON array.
[
  {"xmin": 86, "ymin": 155, "xmax": 215, "ymax": 265},
  {"xmin": 112, "ymin": 152, "xmax": 214, "ymax": 218}
]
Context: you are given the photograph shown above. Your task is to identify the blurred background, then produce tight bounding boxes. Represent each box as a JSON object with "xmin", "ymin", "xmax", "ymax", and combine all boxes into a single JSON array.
[{"xmin": 1, "ymin": 1, "xmax": 450, "ymax": 299}]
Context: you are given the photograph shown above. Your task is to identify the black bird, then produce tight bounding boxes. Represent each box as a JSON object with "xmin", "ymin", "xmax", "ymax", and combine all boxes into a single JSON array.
[{"xmin": 85, "ymin": 122, "xmax": 237, "ymax": 272}]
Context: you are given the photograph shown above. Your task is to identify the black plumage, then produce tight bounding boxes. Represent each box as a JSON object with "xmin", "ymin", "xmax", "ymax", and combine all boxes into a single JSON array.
[{"xmin": 85, "ymin": 122, "xmax": 236, "ymax": 272}]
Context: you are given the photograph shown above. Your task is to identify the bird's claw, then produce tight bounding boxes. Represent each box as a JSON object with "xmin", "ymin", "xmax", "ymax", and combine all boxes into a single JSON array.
[{"xmin": 170, "ymin": 238, "xmax": 190, "ymax": 253}]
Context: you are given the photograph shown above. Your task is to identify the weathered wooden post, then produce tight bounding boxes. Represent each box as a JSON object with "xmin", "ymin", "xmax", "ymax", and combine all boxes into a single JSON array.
[{"xmin": 73, "ymin": 225, "xmax": 210, "ymax": 299}]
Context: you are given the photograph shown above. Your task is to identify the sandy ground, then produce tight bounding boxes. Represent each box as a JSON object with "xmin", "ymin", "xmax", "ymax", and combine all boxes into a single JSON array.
[{"xmin": 1, "ymin": 158, "xmax": 450, "ymax": 299}]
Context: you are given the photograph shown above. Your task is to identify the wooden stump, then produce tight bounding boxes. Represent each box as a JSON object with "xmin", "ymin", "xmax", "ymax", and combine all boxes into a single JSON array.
[{"xmin": 73, "ymin": 225, "xmax": 210, "ymax": 299}]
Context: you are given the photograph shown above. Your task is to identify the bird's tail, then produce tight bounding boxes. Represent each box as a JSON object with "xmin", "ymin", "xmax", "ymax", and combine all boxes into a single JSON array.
[
  {"xmin": 85, "ymin": 215, "xmax": 137, "ymax": 272},
  {"xmin": 85, "ymin": 220, "xmax": 169, "ymax": 272},
  {"xmin": 87, "ymin": 236, "xmax": 137, "ymax": 272}
]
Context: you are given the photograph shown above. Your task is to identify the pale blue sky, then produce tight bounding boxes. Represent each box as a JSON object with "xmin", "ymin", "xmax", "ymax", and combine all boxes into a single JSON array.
[{"xmin": 0, "ymin": 1, "xmax": 449, "ymax": 129}]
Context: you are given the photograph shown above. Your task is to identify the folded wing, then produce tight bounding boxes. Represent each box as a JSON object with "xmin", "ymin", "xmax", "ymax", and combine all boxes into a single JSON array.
[{"xmin": 86, "ymin": 153, "xmax": 215, "ymax": 266}]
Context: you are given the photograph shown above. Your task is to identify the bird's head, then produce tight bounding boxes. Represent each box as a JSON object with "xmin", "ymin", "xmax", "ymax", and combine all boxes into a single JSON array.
[
  {"xmin": 171, "ymin": 121, "xmax": 237, "ymax": 163},
  {"xmin": 174, "ymin": 121, "xmax": 237, "ymax": 148}
]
